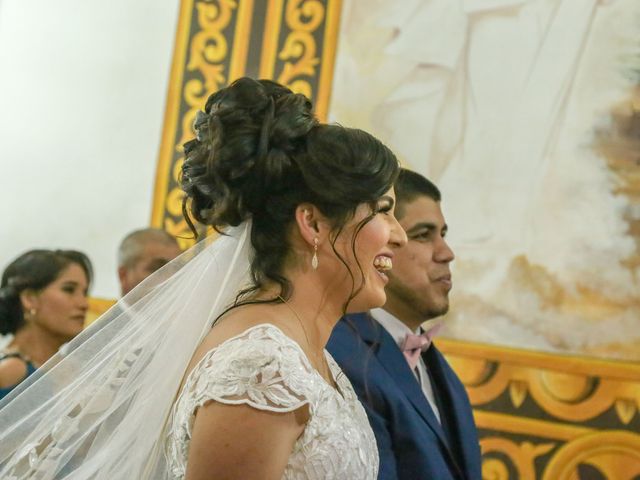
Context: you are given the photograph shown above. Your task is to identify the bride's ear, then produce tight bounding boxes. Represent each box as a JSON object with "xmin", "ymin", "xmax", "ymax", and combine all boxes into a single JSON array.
[{"xmin": 294, "ymin": 204, "xmax": 329, "ymax": 247}]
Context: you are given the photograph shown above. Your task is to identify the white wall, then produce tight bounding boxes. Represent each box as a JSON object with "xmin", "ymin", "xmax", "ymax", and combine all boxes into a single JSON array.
[{"xmin": 0, "ymin": 0, "xmax": 179, "ymax": 298}]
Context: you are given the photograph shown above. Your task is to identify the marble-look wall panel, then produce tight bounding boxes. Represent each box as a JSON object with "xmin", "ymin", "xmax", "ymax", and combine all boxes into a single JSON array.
[{"xmin": 329, "ymin": 0, "xmax": 640, "ymax": 361}]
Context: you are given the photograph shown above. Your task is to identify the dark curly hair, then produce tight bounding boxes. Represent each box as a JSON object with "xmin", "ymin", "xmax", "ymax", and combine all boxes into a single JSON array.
[
  {"xmin": 181, "ymin": 77, "xmax": 399, "ymax": 307},
  {"xmin": 0, "ymin": 250, "xmax": 93, "ymax": 335}
]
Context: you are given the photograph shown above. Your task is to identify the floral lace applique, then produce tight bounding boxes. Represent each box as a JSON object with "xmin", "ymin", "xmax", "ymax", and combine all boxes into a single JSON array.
[{"xmin": 165, "ymin": 324, "xmax": 378, "ymax": 479}]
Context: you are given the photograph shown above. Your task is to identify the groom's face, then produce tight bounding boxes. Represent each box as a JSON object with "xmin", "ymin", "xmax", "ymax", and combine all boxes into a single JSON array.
[{"xmin": 384, "ymin": 195, "xmax": 455, "ymax": 325}]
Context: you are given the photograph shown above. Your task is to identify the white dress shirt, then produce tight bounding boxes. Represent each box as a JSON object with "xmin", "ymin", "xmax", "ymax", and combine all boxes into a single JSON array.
[{"xmin": 371, "ymin": 308, "xmax": 441, "ymax": 424}]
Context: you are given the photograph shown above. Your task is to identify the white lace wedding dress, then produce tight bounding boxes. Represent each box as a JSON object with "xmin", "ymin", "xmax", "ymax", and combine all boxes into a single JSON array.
[{"xmin": 165, "ymin": 324, "xmax": 379, "ymax": 479}]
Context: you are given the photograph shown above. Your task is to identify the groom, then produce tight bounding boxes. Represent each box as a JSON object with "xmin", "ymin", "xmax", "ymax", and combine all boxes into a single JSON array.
[{"xmin": 328, "ymin": 169, "xmax": 482, "ymax": 479}]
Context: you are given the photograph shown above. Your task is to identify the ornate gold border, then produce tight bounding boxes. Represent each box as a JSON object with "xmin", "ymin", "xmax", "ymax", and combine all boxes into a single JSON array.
[
  {"xmin": 151, "ymin": 0, "xmax": 194, "ymax": 229},
  {"xmin": 438, "ymin": 337, "xmax": 640, "ymax": 478},
  {"xmin": 314, "ymin": 0, "xmax": 341, "ymax": 121},
  {"xmin": 151, "ymin": 0, "xmax": 257, "ymax": 247},
  {"xmin": 437, "ymin": 337, "xmax": 640, "ymax": 379},
  {"xmin": 151, "ymin": 0, "xmax": 341, "ymax": 239},
  {"xmin": 259, "ymin": 0, "xmax": 341, "ymax": 122},
  {"xmin": 229, "ymin": 0, "xmax": 254, "ymax": 80},
  {"xmin": 259, "ymin": 0, "xmax": 284, "ymax": 81},
  {"xmin": 438, "ymin": 337, "xmax": 640, "ymax": 423}
]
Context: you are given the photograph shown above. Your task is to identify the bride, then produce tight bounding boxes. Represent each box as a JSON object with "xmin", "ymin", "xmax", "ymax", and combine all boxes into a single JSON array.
[{"xmin": 0, "ymin": 77, "xmax": 406, "ymax": 479}]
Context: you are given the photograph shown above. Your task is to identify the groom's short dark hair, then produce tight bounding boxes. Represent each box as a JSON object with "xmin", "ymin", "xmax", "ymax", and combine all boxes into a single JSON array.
[{"xmin": 394, "ymin": 168, "xmax": 441, "ymax": 219}]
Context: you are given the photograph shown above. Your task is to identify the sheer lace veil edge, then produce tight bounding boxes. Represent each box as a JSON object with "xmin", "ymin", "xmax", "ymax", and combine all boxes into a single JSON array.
[{"xmin": 0, "ymin": 222, "xmax": 252, "ymax": 479}]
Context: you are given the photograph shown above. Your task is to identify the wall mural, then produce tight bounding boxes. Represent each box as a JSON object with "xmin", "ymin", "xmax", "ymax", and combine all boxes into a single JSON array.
[
  {"xmin": 153, "ymin": 1, "xmax": 640, "ymax": 477},
  {"xmin": 330, "ymin": 0, "xmax": 640, "ymax": 362}
]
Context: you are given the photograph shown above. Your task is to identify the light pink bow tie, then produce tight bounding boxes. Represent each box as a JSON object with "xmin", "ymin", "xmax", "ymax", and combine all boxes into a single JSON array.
[{"xmin": 400, "ymin": 324, "xmax": 442, "ymax": 370}]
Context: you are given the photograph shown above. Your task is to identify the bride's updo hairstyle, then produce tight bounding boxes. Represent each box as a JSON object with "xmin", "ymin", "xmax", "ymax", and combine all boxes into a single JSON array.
[{"xmin": 181, "ymin": 77, "xmax": 399, "ymax": 301}]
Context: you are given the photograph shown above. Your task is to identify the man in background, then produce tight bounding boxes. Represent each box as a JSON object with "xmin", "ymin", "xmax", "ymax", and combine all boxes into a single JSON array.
[
  {"xmin": 328, "ymin": 169, "xmax": 482, "ymax": 479},
  {"xmin": 117, "ymin": 228, "xmax": 181, "ymax": 296}
]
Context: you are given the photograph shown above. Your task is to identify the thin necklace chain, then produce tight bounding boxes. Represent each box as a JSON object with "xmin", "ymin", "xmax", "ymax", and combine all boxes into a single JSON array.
[{"xmin": 276, "ymin": 295, "xmax": 330, "ymax": 379}]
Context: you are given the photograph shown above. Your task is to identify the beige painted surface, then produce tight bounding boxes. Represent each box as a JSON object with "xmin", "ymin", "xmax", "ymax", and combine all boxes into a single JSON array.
[{"xmin": 330, "ymin": 0, "xmax": 640, "ymax": 360}]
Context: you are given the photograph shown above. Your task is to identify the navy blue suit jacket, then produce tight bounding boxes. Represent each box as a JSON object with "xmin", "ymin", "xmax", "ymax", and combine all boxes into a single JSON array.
[{"xmin": 327, "ymin": 313, "xmax": 482, "ymax": 480}]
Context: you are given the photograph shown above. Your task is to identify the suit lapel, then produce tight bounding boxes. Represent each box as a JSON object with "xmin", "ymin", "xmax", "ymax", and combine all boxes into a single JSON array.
[
  {"xmin": 426, "ymin": 346, "xmax": 480, "ymax": 478},
  {"xmin": 349, "ymin": 314, "xmax": 452, "ymax": 450}
]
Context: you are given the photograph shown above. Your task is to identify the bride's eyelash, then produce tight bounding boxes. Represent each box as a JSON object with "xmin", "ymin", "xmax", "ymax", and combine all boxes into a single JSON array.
[{"xmin": 376, "ymin": 203, "xmax": 393, "ymax": 214}]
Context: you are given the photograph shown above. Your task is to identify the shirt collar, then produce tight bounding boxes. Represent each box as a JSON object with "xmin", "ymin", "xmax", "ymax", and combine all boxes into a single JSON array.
[{"xmin": 370, "ymin": 308, "xmax": 421, "ymax": 348}]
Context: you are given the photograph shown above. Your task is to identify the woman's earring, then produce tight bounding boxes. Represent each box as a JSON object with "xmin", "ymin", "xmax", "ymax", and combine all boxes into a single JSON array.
[
  {"xmin": 312, "ymin": 238, "xmax": 319, "ymax": 270},
  {"xmin": 27, "ymin": 308, "xmax": 36, "ymax": 319}
]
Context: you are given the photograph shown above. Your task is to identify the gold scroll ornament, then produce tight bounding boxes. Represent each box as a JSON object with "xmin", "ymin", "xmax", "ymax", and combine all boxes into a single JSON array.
[{"xmin": 152, "ymin": 0, "xmax": 341, "ymax": 247}]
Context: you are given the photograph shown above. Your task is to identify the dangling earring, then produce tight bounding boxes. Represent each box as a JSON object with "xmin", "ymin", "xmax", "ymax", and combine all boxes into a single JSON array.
[
  {"xmin": 312, "ymin": 238, "xmax": 319, "ymax": 270},
  {"xmin": 27, "ymin": 308, "xmax": 36, "ymax": 319}
]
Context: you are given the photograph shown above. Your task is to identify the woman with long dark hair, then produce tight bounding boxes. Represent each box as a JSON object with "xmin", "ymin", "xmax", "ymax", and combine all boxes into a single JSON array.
[
  {"xmin": 0, "ymin": 78, "xmax": 406, "ymax": 479},
  {"xmin": 0, "ymin": 249, "xmax": 92, "ymax": 400}
]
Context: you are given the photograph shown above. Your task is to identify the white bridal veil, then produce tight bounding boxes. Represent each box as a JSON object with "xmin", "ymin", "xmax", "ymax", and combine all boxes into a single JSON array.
[{"xmin": 0, "ymin": 222, "xmax": 252, "ymax": 479}]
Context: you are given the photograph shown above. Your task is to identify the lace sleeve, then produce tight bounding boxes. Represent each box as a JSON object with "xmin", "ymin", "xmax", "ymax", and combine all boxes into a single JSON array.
[{"xmin": 178, "ymin": 324, "xmax": 312, "ymax": 414}]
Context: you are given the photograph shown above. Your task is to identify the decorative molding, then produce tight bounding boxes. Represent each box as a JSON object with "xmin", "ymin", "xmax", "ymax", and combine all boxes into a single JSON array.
[
  {"xmin": 260, "ymin": 0, "xmax": 341, "ymax": 120},
  {"xmin": 152, "ymin": 0, "xmax": 341, "ymax": 246},
  {"xmin": 438, "ymin": 337, "xmax": 640, "ymax": 478},
  {"xmin": 152, "ymin": 0, "xmax": 253, "ymax": 248}
]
